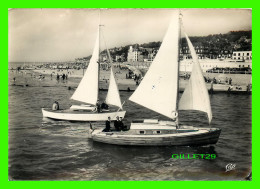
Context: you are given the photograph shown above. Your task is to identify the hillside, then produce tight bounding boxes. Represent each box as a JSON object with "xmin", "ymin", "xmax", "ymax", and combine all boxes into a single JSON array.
[{"xmin": 78, "ymin": 30, "xmax": 252, "ymax": 61}]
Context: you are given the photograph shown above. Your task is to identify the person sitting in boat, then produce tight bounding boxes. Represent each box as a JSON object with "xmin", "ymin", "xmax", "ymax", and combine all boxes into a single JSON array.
[
  {"xmin": 114, "ymin": 116, "xmax": 120, "ymax": 131},
  {"xmin": 96, "ymin": 100, "xmax": 102, "ymax": 113},
  {"xmin": 101, "ymin": 101, "xmax": 109, "ymax": 110},
  {"xmin": 119, "ymin": 117, "xmax": 127, "ymax": 131},
  {"xmin": 103, "ymin": 116, "xmax": 111, "ymax": 132},
  {"xmin": 52, "ymin": 101, "xmax": 59, "ymax": 110}
]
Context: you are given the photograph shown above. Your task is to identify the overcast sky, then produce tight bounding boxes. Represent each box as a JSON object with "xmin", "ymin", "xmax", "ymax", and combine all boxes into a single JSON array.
[{"xmin": 8, "ymin": 8, "xmax": 252, "ymax": 62}]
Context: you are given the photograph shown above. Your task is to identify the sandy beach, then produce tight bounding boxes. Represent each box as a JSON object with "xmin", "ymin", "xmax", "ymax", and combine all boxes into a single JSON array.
[{"xmin": 9, "ymin": 64, "xmax": 252, "ymax": 93}]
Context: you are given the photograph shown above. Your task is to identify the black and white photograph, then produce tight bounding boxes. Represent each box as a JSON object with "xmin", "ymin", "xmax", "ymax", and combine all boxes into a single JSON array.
[{"xmin": 8, "ymin": 8, "xmax": 252, "ymax": 180}]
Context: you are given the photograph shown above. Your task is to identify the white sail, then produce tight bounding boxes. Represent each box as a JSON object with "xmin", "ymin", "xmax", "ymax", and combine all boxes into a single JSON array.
[
  {"xmin": 106, "ymin": 66, "xmax": 123, "ymax": 109},
  {"xmin": 179, "ymin": 32, "xmax": 212, "ymax": 123},
  {"xmin": 71, "ymin": 28, "xmax": 99, "ymax": 105},
  {"xmin": 102, "ymin": 33, "xmax": 123, "ymax": 109},
  {"xmin": 129, "ymin": 12, "xmax": 180, "ymax": 119}
]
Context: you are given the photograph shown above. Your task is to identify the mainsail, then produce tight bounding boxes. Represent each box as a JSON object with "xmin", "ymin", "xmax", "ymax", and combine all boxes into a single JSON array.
[
  {"xmin": 129, "ymin": 12, "xmax": 180, "ymax": 119},
  {"xmin": 105, "ymin": 48, "xmax": 123, "ymax": 109},
  {"xmin": 179, "ymin": 32, "xmax": 212, "ymax": 123},
  {"xmin": 71, "ymin": 28, "xmax": 100, "ymax": 105}
]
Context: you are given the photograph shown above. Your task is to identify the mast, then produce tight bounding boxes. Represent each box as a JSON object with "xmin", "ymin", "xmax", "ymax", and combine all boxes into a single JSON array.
[
  {"xmin": 97, "ymin": 9, "xmax": 103, "ymax": 102},
  {"xmin": 176, "ymin": 12, "xmax": 182, "ymax": 125},
  {"xmin": 97, "ymin": 25, "xmax": 100, "ymax": 101},
  {"xmin": 98, "ymin": 24, "xmax": 105, "ymax": 101}
]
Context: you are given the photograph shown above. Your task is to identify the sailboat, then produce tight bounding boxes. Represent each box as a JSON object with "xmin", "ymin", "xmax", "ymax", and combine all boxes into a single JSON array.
[
  {"xmin": 90, "ymin": 12, "xmax": 221, "ymax": 146},
  {"xmin": 42, "ymin": 26, "xmax": 126, "ymax": 121}
]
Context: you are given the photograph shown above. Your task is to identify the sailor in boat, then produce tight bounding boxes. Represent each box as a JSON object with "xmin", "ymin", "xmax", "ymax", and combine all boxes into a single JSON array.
[
  {"xmin": 114, "ymin": 116, "xmax": 120, "ymax": 131},
  {"xmin": 96, "ymin": 100, "xmax": 102, "ymax": 113},
  {"xmin": 102, "ymin": 116, "xmax": 111, "ymax": 132},
  {"xmin": 118, "ymin": 117, "xmax": 127, "ymax": 131},
  {"xmin": 101, "ymin": 101, "xmax": 109, "ymax": 111},
  {"xmin": 52, "ymin": 101, "xmax": 59, "ymax": 111}
]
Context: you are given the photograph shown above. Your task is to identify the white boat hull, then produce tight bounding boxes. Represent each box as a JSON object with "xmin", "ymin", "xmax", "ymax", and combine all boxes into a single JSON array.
[
  {"xmin": 91, "ymin": 127, "xmax": 221, "ymax": 146},
  {"xmin": 42, "ymin": 108, "xmax": 126, "ymax": 121}
]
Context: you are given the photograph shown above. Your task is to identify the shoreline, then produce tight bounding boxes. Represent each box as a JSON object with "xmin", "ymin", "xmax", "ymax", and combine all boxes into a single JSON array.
[{"xmin": 9, "ymin": 61, "xmax": 252, "ymax": 93}]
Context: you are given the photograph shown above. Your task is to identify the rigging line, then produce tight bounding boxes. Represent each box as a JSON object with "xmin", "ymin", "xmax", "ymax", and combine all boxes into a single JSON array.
[
  {"xmin": 101, "ymin": 27, "xmax": 123, "ymax": 111},
  {"xmin": 117, "ymin": 101, "xmax": 126, "ymax": 111},
  {"xmin": 176, "ymin": 11, "xmax": 182, "ymax": 127},
  {"xmin": 100, "ymin": 28, "xmax": 113, "ymax": 66},
  {"xmin": 101, "ymin": 29, "xmax": 119, "ymax": 86},
  {"xmin": 100, "ymin": 28, "xmax": 113, "ymax": 87}
]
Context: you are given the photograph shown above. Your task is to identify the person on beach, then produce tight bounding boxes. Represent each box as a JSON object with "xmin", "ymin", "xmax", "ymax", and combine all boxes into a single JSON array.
[
  {"xmin": 229, "ymin": 78, "xmax": 232, "ymax": 85},
  {"xmin": 247, "ymin": 83, "xmax": 252, "ymax": 92},
  {"xmin": 227, "ymin": 85, "xmax": 233, "ymax": 92},
  {"xmin": 213, "ymin": 77, "xmax": 217, "ymax": 84},
  {"xmin": 103, "ymin": 117, "xmax": 111, "ymax": 132}
]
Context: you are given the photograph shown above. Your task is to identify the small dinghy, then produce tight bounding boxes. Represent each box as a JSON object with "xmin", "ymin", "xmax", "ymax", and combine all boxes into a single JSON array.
[{"xmin": 42, "ymin": 25, "xmax": 126, "ymax": 121}]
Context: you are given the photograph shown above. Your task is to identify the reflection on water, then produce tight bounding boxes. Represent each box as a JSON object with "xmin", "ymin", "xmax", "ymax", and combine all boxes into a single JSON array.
[{"xmin": 8, "ymin": 70, "xmax": 251, "ymax": 180}]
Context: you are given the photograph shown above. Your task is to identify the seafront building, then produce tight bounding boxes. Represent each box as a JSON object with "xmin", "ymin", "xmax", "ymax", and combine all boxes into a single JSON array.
[
  {"xmin": 127, "ymin": 46, "xmax": 142, "ymax": 62},
  {"xmin": 180, "ymin": 58, "xmax": 251, "ymax": 72},
  {"xmin": 232, "ymin": 51, "xmax": 252, "ymax": 60},
  {"xmin": 127, "ymin": 46, "xmax": 157, "ymax": 62},
  {"xmin": 126, "ymin": 45, "xmax": 252, "ymax": 72}
]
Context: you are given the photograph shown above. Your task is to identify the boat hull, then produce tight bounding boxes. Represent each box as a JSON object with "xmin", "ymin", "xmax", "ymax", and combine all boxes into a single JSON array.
[
  {"xmin": 91, "ymin": 128, "xmax": 221, "ymax": 146},
  {"xmin": 42, "ymin": 108, "xmax": 126, "ymax": 121}
]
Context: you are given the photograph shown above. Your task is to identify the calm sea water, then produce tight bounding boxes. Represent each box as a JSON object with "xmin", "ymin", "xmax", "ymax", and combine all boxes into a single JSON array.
[{"xmin": 8, "ymin": 70, "xmax": 252, "ymax": 180}]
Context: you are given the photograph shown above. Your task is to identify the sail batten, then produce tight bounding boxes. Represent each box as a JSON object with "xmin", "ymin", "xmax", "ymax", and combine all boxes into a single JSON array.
[
  {"xmin": 71, "ymin": 28, "xmax": 99, "ymax": 105},
  {"xmin": 129, "ymin": 12, "xmax": 180, "ymax": 119},
  {"xmin": 179, "ymin": 32, "xmax": 212, "ymax": 123}
]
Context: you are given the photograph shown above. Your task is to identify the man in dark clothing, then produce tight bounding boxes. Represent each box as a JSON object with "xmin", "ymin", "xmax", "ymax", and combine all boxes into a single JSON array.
[
  {"xmin": 103, "ymin": 117, "xmax": 111, "ymax": 132},
  {"xmin": 101, "ymin": 101, "xmax": 109, "ymax": 110},
  {"xmin": 114, "ymin": 116, "xmax": 120, "ymax": 131},
  {"xmin": 119, "ymin": 117, "xmax": 126, "ymax": 131},
  {"xmin": 96, "ymin": 100, "xmax": 101, "ymax": 113},
  {"xmin": 229, "ymin": 78, "xmax": 232, "ymax": 85}
]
